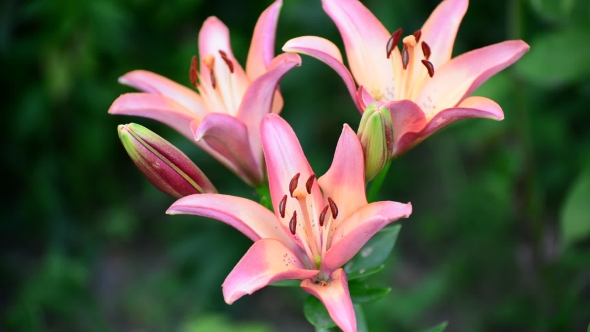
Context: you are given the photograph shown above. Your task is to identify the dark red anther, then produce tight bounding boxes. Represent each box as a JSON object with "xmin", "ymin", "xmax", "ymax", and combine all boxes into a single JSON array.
[
  {"xmin": 305, "ymin": 174, "xmax": 316, "ymax": 194},
  {"xmin": 189, "ymin": 56, "xmax": 198, "ymax": 88},
  {"xmin": 386, "ymin": 28, "xmax": 403, "ymax": 59},
  {"xmin": 421, "ymin": 59, "xmax": 435, "ymax": 77},
  {"xmin": 413, "ymin": 30, "xmax": 422, "ymax": 43},
  {"xmin": 327, "ymin": 197, "xmax": 339, "ymax": 219},
  {"xmin": 289, "ymin": 211, "xmax": 297, "ymax": 235},
  {"xmin": 279, "ymin": 194, "xmax": 288, "ymax": 218},
  {"xmin": 289, "ymin": 173, "xmax": 300, "ymax": 197},
  {"xmin": 218, "ymin": 50, "xmax": 234, "ymax": 73},
  {"xmin": 319, "ymin": 205, "xmax": 329, "ymax": 227},
  {"xmin": 421, "ymin": 41, "xmax": 431, "ymax": 60},
  {"xmin": 401, "ymin": 44, "xmax": 409, "ymax": 69}
]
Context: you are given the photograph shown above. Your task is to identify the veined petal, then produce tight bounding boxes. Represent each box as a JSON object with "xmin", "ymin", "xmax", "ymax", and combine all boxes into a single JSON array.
[
  {"xmin": 192, "ymin": 114, "xmax": 263, "ymax": 186},
  {"xmin": 394, "ymin": 96, "xmax": 504, "ymax": 156},
  {"xmin": 261, "ymin": 114, "xmax": 322, "ymax": 216},
  {"xmin": 223, "ymin": 238, "xmax": 318, "ymax": 304},
  {"xmin": 109, "ymin": 93, "xmax": 196, "ymax": 141},
  {"xmin": 318, "ymin": 124, "xmax": 367, "ymax": 222},
  {"xmin": 301, "ymin": 269, "xmax": 356, "ymax": 332},
  {"xmin": 357, "ymin": 85, "xmax": 377, "ymax": 111},
  {"xmin": 416, "ymin": 40, "xmax": 530, "ymax": 118},
  {"xmin": 167, "ymin": 194, "xmax": 296, "ymax": 251},
  {"xmin": 246, "ymin": 0, "xmax": 282, "ymax": 80},
  {"xmin": 322, "ymin": 0, "xmax": 394, "ymax": 101},
  {"xmin": 283, "ymin": 36, "xmax": 360, "ymax": 111},
  {"xmin": 419, "ymin": 0, "xmax": 468, "ymax": 70},
  {"xmin": 322, "ymin": 201, "xmax": 411, "ymax": 273},
  {"xmin": 237, "ymin": 53, "xmax": 301, "ymax": 165},
  {"xmin": 118, "ymin": 70, "xmax": 207, "ymax": 118},
  {"xmin": 198, "ymin": 16, "xmax": 249, "ymax": 89},
  {"xmin": 381, "ymin": 99, "xmax": 428, "ymax": 157}
]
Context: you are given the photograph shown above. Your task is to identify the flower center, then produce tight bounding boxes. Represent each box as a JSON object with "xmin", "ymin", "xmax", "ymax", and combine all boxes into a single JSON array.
[
  {"xmin": 385, "ymin": 29, "xmax": 435, "ymax": 101},
  {"xmin": 279, "ymin": 172, "xmax": 339, "ymax": 269}
]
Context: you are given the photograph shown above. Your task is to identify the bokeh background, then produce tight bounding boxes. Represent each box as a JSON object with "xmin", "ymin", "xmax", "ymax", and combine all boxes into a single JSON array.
[{"xmin": 3, "ymin": 0, "xmax": 590, "ymax": 331}]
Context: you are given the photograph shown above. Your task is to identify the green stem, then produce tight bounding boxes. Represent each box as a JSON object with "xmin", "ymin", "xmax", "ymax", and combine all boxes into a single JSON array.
[
  {"xmin": 254, "ymin": 183, "xmax": 273, "ymax": 211},
  {"xmin": 367, "ymin": 160, "xmax": 392, "ymax": 203}
]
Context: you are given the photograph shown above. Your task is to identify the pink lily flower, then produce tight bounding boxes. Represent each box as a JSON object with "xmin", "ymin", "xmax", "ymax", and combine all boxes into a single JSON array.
[
  {"xmin": 283, "ymin": 0, "xmax": 530, "ymax": 156},
  {"xmin": 167, "ymin": 114, "xmax": 412, "ymax": 332},
  {"xmin": 109, "ymin": 0, "xmax": 301, "ymax": 186}
]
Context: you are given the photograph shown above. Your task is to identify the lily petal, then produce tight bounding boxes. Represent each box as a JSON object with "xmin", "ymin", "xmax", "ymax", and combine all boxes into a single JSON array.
[
  {"xmin": 261, "ymin": 114, "xmax": 323, "ymax": 215},
  {"xmin": 118, "ymin": 70, "xmax": 207, "ymax": 118},
  {"xmin": 322, "ymin": 201, "xmax": 412, "ymax": 273},
  {"xmin": 318, "ymin": 124, "xmax": 367, "ymax": 221},
  {"xmin": 357, "ymin": 85, "xmax": 377, "ymax": 111},
  {"xmin": 246, "ymin": 0, "xmax": 282, "ymax": 80},
  {"xmin": 393, "ymin": 96, "xmax": 503, "ymax": 156},
  {"xmin": 283, "ymin": 36, "xmax": 360, "ymax": 111},
  {"xmin": 109, "ymin": 93, "xmax": 196, "ymax": 140},
  {"xmin": 322, "ymin": 0, "xmax": 394, "ymax": 101},
  {"xmin": 301, "ymin": 269, "xmax": 356, "ymax": 332},
  {"xmin": 223, "ymin": 238, "xmax": 319, "ymax": 304},
  {"xmin": 416, "ymin": 40, "xmax": 530, "ymax": 117},
  {"xmin": 237, "ymin": 53, "xmax": 301, "ymax": 164},
  {"xmin": 167, "ymin": 194, "xmax": 295, "ymax": 250},
  {"xmin": 192, "ymin": 114, "xmax": 263, "ymax": 186},
  {"xmin": 419, "ymin": 0, "xmax": 468, "ymax": 70}
]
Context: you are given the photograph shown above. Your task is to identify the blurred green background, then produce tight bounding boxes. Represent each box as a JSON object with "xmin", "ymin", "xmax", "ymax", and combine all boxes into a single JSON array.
[{"xmin": 2, "ymin": 0, "xmax": 590, "ymax": 331}]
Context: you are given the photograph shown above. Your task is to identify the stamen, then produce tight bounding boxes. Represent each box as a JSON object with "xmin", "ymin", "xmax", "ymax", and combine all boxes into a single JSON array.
[
  {"xmin": 279, "ymin": 194, "xmax": 287, "ymax": 218},
  {"xmin": 305, "ymin": 174, "xmax": 316, "ymax": 194},
  {"xmin": 401, "ymin": 44, "xmax": 409, "ymax": 70},
  {"xmin": 421, "ymin": 59, "xmax": 435, "ymax": 77},
  {"xmin": 289, "ymin": 211, "xmax": 297, "ymax": 235},
  {"xmin": 386, "ymin": 28, "xmax": 403, "ymax": 59},
  {"xmin": 421, "ymin": 42, "xmax": 431, "ymax": 60},
  {"xmin": 218, "ymin": 50, "xmax": 234, "ymax": 73},
  {"xmin": 189, "ymin": 56, "xmax": 198, "ymax": 88},
  {"xmin": 319, "ymin": 205, "xmax": 329, "ymax": 227},
  {"xmin": 413, "ymin": 30, "xmax": 422, "ymax": 43},
  {"xmin": 327, "ymin": 197, "xmax": 339, "ymax": 219},
  {"xmin": 289, "ymin": 173, "xmax": 300, "ymax": 197}
]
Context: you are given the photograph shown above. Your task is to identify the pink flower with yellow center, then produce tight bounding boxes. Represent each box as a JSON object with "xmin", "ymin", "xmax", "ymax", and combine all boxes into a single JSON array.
[
  {"xmin": 167, "ymin": 114, "xmax": 412, "ymax": 332},
  {"xmin": 109, "ymin": 0, "xmax": 300, "ymax": 186},
  {"xmin": 283, "ymin": 0, "xmax": 529, "ymax": 156}
]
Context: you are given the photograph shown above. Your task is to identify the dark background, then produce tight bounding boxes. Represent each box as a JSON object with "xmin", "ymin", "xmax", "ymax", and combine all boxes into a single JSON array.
[{"xmin": 2, "ymin": 0, "xmax": 590, "ymax": 331}]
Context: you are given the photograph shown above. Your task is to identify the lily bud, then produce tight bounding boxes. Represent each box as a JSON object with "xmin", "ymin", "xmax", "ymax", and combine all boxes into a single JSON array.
[
  {"xmin": 357, "ymin": 103, "xmax": 394, "ymax": 181},
  {"xmin": 118, "ymin": 123, "xmax": 217, "ymax": 198}
]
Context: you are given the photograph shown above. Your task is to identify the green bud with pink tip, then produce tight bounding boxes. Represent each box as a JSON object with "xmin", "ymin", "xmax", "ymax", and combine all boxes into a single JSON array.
[
  {"xmin": 357, "ymin": 103, "xmax": 394, "ymax": 181},
  {"xmin": 118, "ymin": 123, "xmax": 216, "ymax": 198}
]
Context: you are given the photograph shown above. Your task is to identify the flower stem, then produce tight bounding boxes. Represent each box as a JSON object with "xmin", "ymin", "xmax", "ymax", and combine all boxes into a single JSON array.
[
  {"xmin": 367, "ymin": 160, "xmax": 392, "ymax": 203},
  {"xmin": 254, "ymin": 183, "xmax": 273, "ymax": 211}
]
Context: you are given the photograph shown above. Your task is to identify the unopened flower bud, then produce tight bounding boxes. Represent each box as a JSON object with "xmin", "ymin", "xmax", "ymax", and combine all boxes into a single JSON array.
[
  {"xmin": 118, "ymin": 123, "xmax": 216, "ymax": 198},
  {"xmin": 357, "ymin": 103, "xmax": 394, "ymax": 181}
]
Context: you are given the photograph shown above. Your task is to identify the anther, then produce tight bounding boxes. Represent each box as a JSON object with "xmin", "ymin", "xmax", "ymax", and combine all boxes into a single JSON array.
[
  {"xmin": 413, "ymin": 30, "xmax": 422, "ymax": 43},
  {"xmin": 319, "ymin": 205, "xmax": 329, "ymax": 227},
  {"xmin": 189, "ymin": 56, "xmax": 198, "ymax": 88},
  {"xmin": 386, "ymin": 28, "xmax": 403, "ymax": 59},
  {"xmin": 327, "ymin": 197, "xmax": 339, "ymax": 219},
  {"xmin": 289, "ymin": 210, "xmax": 297, "ymax": 235},
  {"xmin": 279, "ymin": 194, "xmax": 287, "ymax": 218},
  {"xmin": 421, "ymin": 59, "xmax": 435, "ymax": 77},
  {"xmin": 401, "ymin": 44, "xmax": 409, "ymax": 70},
  {"xmin": 202, "ymin": 54, "xmax": 216, "ymax": 89},
  {"xmin": 289, "ymin": 173, "xmax": 300, "ymax": 197},
  {"xmin": 218, "ymin": 50, "xmax": 234, "ymax": 73},
  {"xmin": 305, "ymin": 174, "xmax": 316, "ymax": 194},
  {"xmin": 421, "ymin": 41, "xmax": 431, "ymax": 60}
]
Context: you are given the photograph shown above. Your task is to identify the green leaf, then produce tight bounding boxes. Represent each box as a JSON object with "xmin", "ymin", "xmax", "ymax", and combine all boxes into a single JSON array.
[
  {"xmin": 303, "ymin": 296, "xmax": 337, "ymax": 329},
  {"xmin": 516, "ymin": 26, "xmax": 590, "ymax": 86},
  {"xmin": 269, "ymin": 279, "xmax": 300, "ymax": 287},
  {"xmin": 346, "ymin": 264, "xmax": 385, "ymax": 280},
  {"xmin": 349, "ymin": 283, "xmax": 391, "ymax": 304},
  {"xmin": 355, "ymin": 304, "xmax": 368, "ymax": 332},
  {"xmin": 529, "ymin": 0, "xmax": 576, "ymax": 21},
  {"xmin": 560, "ymin": 166, "xmax": 590, "ymax": 247},
  {"xmin": 344, "ymin": 225, "xmax": 401, "ymax": 275},
  {"xmin": 422, "ymin": 321, "xmax": 448, "ymax": 332}
]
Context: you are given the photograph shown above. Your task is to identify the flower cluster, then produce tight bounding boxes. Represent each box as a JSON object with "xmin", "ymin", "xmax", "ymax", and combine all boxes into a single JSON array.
[{"xmin": 109, "ymin": 0, "xmax": 528, "ymax": 331}]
